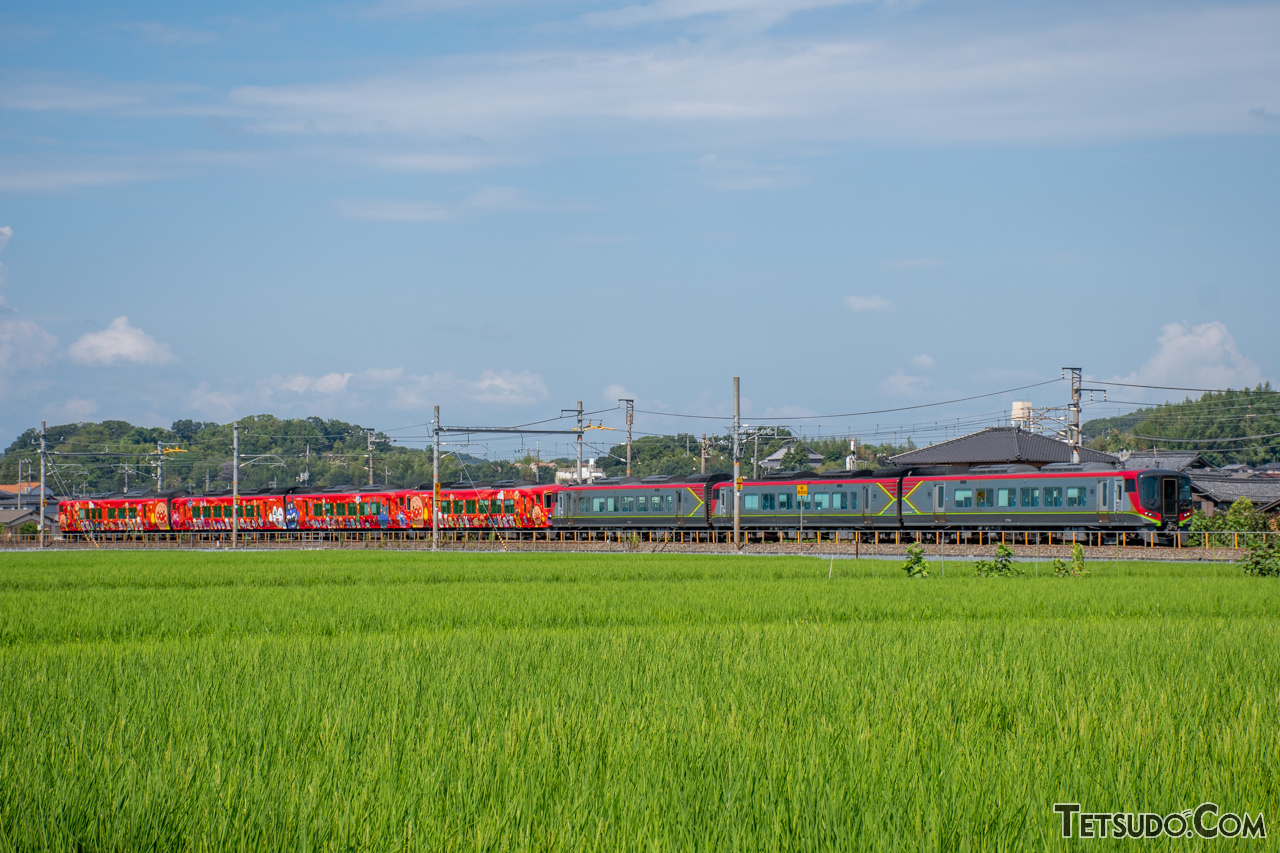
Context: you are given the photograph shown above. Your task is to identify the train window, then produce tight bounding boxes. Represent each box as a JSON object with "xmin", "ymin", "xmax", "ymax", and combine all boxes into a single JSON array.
[
  {"xmin": 813, "ymin": 493, "xmax": 830, "ymax": 510},
  {"xmin": 478, "ymin": 500, "xmax": 489, "ymax": 514},
  {"xmin": 589, "ymin": 497, "xmax": 603, "ymax": 512},
  {"xmin": 622, "ymin": 496, "xmax": 634, "ymax": 512},
  {"xmin": 129, "ymin": 507, "xmax": 138, "ymax": 519},
  {"xmin": 1020, "ymin": 488, "xmax": 1039, "ymax": 508},
  {"xmin": 975, "ymin": 489, "xmax": 993, "ymax": 508},
  {"xmin": 607, "ymin": 497, "xmax": 618, "ymax": 512},
  {"xmin": 954, "ymin": 489, "xmax": 973, "ymax": 508},
  {"xmin": 465, "ymin": 500, "xmax": 477, "ymax": 514},
  {"xmin": 997, "ymin": 488, "xmax": 1016, "ymax": 508},
  {"xmin": 638, "ymin": 495, "xmax": 648, "ymax": 511},
  {"xmin": 576, "ymin": 496, "xmax": 588, "ymax": 513},
  {"xmin": 337, "ymin": 503, "xmax": 346, "ymax": 516},
  {"xmin": 1066, "ymin": 487, "xmax": 1086, "ymax": 507},
  {"xmin": 79, "ymin": 509, "xmax": 88, "ymax": 519},
  {"xmin": 761, "ymin": 493, "xmax": 775, "ymax": 510},
  {"xmin": 743, "ymin": 494, "xmax": 759, "ymax": 510},
  {"xmin": 347, "ymin": 503, "xmax": 357, "ymax": 516},
  {"xmin": 504, "ymin": 499, "xmax": 515, "ymax": 514},
  {"xmin": 1125, "ymin": 479, "xmax": 1136, "ymax": 493},
  {"xmin": 451, "ymin": 500, "xmax": 462, "ymax": 514},
  {"xmin": 778, "ymin": 493, "xmax": 792, "ymax": 510},
  {"xmin": 358, "ymin": 502, "xmax": 366, "ymax": 515},
  {"xmin": 850, "ymin": 492, "xmax": 858, "ymax": 510},
  {"xmin": 1044, "ymin": 487, "xmax": 1063, "ymax": 507},
  {"xmin": 107, "ymin": 508, "xmax": 116, "ymax": 520},
  {"xmin": 665, "ymin": 495, "xmax": 674, "ymax": 512},
  {"xmin": 544, "ymin": 494, "xmax": 554, "ymax": 508},
  {"xmin": 833, "ymin": 492, "xmax": 847, "ymax": 510}
]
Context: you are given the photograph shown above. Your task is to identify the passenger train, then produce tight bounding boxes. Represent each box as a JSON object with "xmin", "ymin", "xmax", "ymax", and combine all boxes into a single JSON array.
[{"xmin": 58, "ymin": 464, "xmax": 1193, "ymax": 540}]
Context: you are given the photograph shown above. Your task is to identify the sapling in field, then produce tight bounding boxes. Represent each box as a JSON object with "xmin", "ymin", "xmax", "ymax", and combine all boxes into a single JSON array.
[
  {"xmin": 902, "ymin": 544, "xmax": 930, "ymax": 578},
  {"xmin": 1055, "ymin": 543, "xmax": 1090, "ymax": 577},
  {"xmin": 974, "ymin": 543, "xmax": 1022, "ymax": 577}
]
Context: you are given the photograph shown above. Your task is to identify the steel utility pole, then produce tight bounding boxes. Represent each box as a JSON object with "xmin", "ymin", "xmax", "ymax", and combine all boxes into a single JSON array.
[
  {"xmin": 620, "ymin": 398, "xmax": 634, "ymax": 477},
  {"xmin": 576, "ymin": 400, "xmax": 584, "ymax": 483},
  {"xmin": 231, "ymin": 420, "xmax": 239, "ymax": 550},
  {"xmin": 156, "ymin": 441, "xmax": 164, "ymax": 490},
  {"xmin": 1063, "ymin": 367, "xmax": 1105, "ymax": 464},
  {"xmin": 432, "ymin": 405, "xmax": 440, "ymax": 552},
  {"xmin": 733, "ymin": 376, "xmax": 741, "ymax": 548},
  {"xmin": 38, "ymin": 420, "xmax": 46, "ymax": 547},
  {"xmin": 366, "ymin": 429, "xmax": 375, "ymax": 487}
]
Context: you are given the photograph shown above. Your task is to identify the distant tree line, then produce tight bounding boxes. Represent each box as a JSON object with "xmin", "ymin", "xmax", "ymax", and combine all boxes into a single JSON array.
[
  {"xmin": 1, "ymin": 417, "xmax": 915, "ymax": 495},
  {"xmin": 1083, "ymin": 384, "xmax": 1280, "ymax": 466}
]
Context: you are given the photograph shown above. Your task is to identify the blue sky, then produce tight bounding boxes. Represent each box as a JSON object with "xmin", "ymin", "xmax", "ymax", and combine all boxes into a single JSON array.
[{"xmin": 2, "ymin": 0, "xmax": 1277, "ymax": 456}]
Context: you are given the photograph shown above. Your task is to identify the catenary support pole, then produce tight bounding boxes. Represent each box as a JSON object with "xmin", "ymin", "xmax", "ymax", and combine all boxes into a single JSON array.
[
  {"xmin": 432, "ymin": 405, "xmax": 440, "ymax": 552},
  {"xmin": 576, "ymin": 401, "xmax": 584, "ymax": 483},
  {"xmin": 38, "ymin": 420, "xmax": 46, "ymax": 547},
  {"xmin": 367, "ymin": 429, "xmax": 375, "ymax": 487},
  {"xmin": 621, "ymin": 398, "xmax": 634, "ymax": 477},
  {"xmin": 733, "ymin": 377, "xmax": 741, "ymax": 548},
  {"xmin": 232, "ymin": 420, "xmax": 239, "ymax": 550}
]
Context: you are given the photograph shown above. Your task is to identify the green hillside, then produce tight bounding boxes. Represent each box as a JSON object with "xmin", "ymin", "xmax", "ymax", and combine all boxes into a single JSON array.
[
  {"xmin": 1084, "ymin": 384, "xmax": 1280, "ymax": 466},
  {"xmin": 0, "ymin": 417, "xmax": 539, "ymax": 495}
]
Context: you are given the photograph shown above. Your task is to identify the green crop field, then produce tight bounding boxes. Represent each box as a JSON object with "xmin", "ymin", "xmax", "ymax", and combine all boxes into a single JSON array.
[{"xmin": 1, "ymin": 551, "xmax": 1276, "ymax": 851}]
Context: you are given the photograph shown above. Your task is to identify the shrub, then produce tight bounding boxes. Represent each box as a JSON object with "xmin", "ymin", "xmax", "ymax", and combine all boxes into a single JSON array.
[
  {"xmin": 17, "ymin": 521, "xmax": 39, "ymax": 536},
  {"xmin": 1054, "ymin": 543, "xmax": 1090, "ymax": 577},
  {"xmin": 975, "ymin": 543, "xmax": 1022, "ymax": 577},
  {"xmin": 902, "ymin": 545, "xmax": 930, "ymax": 578},
  {"xmin": 1240, "ymin": 538, "xmax": 1280, "ymax": 577}
]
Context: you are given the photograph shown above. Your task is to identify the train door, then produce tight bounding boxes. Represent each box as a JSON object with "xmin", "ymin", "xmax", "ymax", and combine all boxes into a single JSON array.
[
  {"xmin": 555, "ymin": 492, "xmax": 567, "ymax": 519},
  {"xmin": 861, "ymin": 486, "xmax": 870, "ymax": 525},
  {"xmin": 933, "ymin": 484, "xmax": 946, "ymax": 524},
  {"xmin": 1161, "ymin": 477, "xmax": 1178, "ymax": 525},
  {"xmin": 1096, "ymin": 479, "xmax": 1110, "ymax": 523}
]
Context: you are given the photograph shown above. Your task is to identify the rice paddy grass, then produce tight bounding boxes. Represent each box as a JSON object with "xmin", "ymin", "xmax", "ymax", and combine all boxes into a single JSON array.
[{"xmin": 1, "ymin": 551, "xmax": 1277, "ymax": 851}]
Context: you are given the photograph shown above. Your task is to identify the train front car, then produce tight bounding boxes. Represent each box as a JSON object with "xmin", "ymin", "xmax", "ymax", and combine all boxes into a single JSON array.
[
  {"xmin": 59, "ymin": 492, "xmax": 180, "ymax": 537},
  {"xmin": 1130, "ymin": 469, "xmax": 1194, "ymax": 532}
]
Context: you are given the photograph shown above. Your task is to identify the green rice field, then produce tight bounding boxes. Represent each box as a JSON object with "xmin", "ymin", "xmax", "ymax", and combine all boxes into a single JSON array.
[{"xmin": 1, "ymin": 551, "xmax": 1277, "ymax": 850}]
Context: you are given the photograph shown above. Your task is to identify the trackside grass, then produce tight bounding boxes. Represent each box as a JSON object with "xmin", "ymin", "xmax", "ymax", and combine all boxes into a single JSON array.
[{"xmin": 1, "ymin": 552, "xmax": 1277, "ymax": 850}]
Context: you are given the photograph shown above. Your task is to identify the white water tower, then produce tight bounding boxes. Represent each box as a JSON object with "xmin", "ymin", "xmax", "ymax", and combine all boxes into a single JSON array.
[{"xmin": 1012, "ymin": 401, "xmax": 1033, "ymax": 430}]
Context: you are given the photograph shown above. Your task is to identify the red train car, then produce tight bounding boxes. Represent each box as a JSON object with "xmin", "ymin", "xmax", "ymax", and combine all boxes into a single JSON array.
[
  {"xmin": 432, "ymin": 483, "xmax": 556, "ymax": 530},
  {"xmin": 59, "ymin": 493, "xmax": 177, "ymax": 534}
]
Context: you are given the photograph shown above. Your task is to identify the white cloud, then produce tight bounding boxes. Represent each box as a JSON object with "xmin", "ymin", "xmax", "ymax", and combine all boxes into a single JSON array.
[
  {"xmin": 844, "ymin": 294, "xmax": 892, "ymax": 313},
  {"xmin": 884, "ymin": 257, "xmax": 944, "ymax": 270},
  {"xmin": 1112, "ymin": 321, "xmax": 1264, "ymax": 391},
  {"xmin": 210, "ymin": 4, "xmax": 1280, "ymax": 145},
  {"xmin": 336, "ymin": 187, "xmax": 533, "ymax": 223},
  {"xmin": 47, "ymin": 397, "xmax": 99, "ymax": 420},
  {"xmin": 582, "ymin": 0, "xmax": 865, "ymax": 32},
  {"xmin": 370, "ymin": 152, "xmax": 513, "ymax": 173},
  {"xmin": 909, "ymin": 353, "xmax": 934, "ymax": 369},
  {"xmin": 0, "ymin": 318, "xmax": 58, "ymax": 372},
  {"xmin": 68, "ymin": 317, "xmax": 175, "ymax": 365},
  {"xmin": 0, "ymin": 226, "xmax": 11, "ymax": 309},
  {"xmin": 188, "ymin": 381, "xmax": 242, "ymax": 419},
  {"xmin": 278, "ymin": 372, "xmax": 353, "ymax": 394},
  {"xmin": 880, "ymin": 368, "xmax": 928, "ymax": 398},
  {"xmin": 113, "ymin": 22, "xmax": 218, "ymax": 47},
  {"xmin": 697, "ymin": 154, "xmax": 804, "ymax": 191},
  {"xmin": 604, "ymin": 383, "xmax": 636, "ymax": 403}
]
